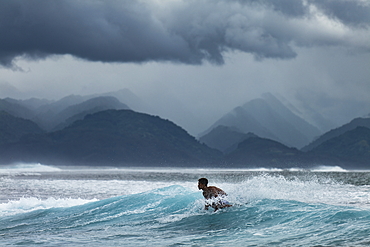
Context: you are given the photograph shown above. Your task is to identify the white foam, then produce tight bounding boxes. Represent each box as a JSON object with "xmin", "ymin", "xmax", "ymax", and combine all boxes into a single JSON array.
[
  {"xmin": 310, "ymin": 166, "xmax": 348, "ymax": 172},
  {"xmin": 0, "ymin": 163, "xmax": 61, "ymax": 174},
  {"xmin": 55, "ymin": 167, "xmax": 286, "ymax": 174},
  {"xmin": 223, "ymin": 174, "xmax": 370, "ymax": 208},
  {"xmin": 0, "ymin": 197, "xmax": 97, "ymax": 217},
  {"xmin": 0, "ymin": 177, "xmax": 198, "ymax": 204}
]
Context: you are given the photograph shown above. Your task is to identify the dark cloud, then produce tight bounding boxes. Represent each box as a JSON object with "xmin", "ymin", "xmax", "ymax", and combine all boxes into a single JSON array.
[
  {"xmin": 245, "ymin": 0, "xmax": 309, "ymax": 17},
  {"xmin": 311, "ymin": 0, "xmax": 370, "ymax": 27},
  {"xmin": 0, "ymin": 1, "xmax": 195, "ymax": 67},
  {"xmin": 0, "ymin": 0, "xmax": 369, "ymax": 68}
]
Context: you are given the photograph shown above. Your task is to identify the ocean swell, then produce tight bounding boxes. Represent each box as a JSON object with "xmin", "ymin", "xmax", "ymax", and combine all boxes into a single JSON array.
[{"xmin": 1, "ymin": 185, "xmax": 370, "ymax": 246}]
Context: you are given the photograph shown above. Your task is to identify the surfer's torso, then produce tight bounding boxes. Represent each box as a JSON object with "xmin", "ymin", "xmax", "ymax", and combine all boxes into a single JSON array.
[{"xmin": 202, "ymin": 186, "xmax": 227, "ymax": 199}]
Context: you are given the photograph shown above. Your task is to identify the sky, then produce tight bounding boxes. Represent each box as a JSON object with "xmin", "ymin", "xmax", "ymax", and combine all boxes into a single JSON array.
[{"xmin": 0, "ymin": 0, "xmax": 370, "ymax": 135}]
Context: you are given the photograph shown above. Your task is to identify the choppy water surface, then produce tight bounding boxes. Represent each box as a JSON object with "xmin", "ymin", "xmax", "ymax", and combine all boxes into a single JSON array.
[{"xmin": 1, "ymin": 164, "xmax": 370, "ymax": 246}]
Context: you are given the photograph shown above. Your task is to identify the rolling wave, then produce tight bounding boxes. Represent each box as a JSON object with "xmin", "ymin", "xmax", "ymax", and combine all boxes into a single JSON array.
[
  {"xmin": 1, "ymin": 185, "xmax": 370, "ymax": 246},
  {"xmin": 2, "ymin": 167, "xmax": 370, "ymax": 246}
]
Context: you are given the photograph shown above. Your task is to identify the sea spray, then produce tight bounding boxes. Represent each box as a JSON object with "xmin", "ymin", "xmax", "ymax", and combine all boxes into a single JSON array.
[{"xmin": 0, "ymin": 197, "xmax": 98, "ymax": 217}]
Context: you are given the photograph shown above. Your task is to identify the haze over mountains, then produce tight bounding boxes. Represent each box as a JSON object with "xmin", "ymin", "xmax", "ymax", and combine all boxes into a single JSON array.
[
  {"xmin": 199, "ymin": 93, "xmax": 329, "ymax": 150},
  {"xmin": 0, "ymin": 89, "xmax": 141, "ymax": 131},
  {"xmin": 0, "ymin": 89, "xmax": 369, "ymax": 168}
]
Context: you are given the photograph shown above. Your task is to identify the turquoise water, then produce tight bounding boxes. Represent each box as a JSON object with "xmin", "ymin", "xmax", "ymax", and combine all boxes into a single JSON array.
[{"xmin": 1, "ymin": 164, "xmax": 370, "ymax": 246}]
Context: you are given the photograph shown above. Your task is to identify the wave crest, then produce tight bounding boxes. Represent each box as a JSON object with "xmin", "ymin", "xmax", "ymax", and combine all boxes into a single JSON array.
[
  {"xmin": 0, "ymin": 197, "xmax": 97, "ymax": 217},
  {"xmin": 0, "ymin": 163, "xmax": 61, "ymax": 174}
]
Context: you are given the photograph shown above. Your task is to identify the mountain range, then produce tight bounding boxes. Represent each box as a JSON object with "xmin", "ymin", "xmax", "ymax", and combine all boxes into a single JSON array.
[
  {"xmin": 0, "ymin": 109, "xmax": 221, "ymax": 166},
  {"xmin": 221, "ymin": 126, "xmax": 370, "ymax": 169},
  {"xmin": 1, "ymin": 89, "xmax": 138, "ymax": 131},
  {"xmin": 0, "ymin": 111, "xmax": 44, "ymax": 145},
  {"xmin": 302, "ymin": 117, "xmax": 370, "ymax": 151},
  {"xmin": 199, "ymin": 125, "xmax": 257, "ymax": 154},
  {"xmin": 0, "ymin": 91, "xmax": 369, "ymax": 168},
  {"xmin": 199, "ymin": 93, "xmax": 326, "ymax": 150}
]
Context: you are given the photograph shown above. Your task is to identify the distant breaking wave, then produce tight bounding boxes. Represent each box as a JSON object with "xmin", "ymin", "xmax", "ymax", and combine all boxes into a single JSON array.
[
  {"xmin": 0, "ymin": 163, "xmax": 360, "ymax": 174},
  {"xmin": 310, "ymin": 166, "xmax": 348, "ymax": 172},
  {"xmin": 0, "ymin": 163, "xmax": 61, "ymax": 173}
]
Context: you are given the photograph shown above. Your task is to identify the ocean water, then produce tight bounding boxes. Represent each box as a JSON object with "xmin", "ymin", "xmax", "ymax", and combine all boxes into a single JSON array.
[{"xmin": 1, "ymin": 164, "xmax": 370, "ymax": 246}]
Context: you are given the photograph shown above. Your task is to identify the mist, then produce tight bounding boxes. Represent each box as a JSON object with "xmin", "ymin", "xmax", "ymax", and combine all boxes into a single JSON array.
[{"xmin": 0, "ymin": 0, "xmax": 369, "ymax": 136}]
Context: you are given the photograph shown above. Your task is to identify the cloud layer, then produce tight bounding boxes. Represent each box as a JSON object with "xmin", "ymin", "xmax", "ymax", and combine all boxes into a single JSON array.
[{"xmin": 1, "ymin": 0, "xmax": 369, "ymax": 68}]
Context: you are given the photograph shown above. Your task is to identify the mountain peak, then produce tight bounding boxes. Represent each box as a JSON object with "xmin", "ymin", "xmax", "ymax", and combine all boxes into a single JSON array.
[
  {"xmin": 223, "ymin": 135, "xmax": 303, "ymax": 168},
  {"xmin": 200, "ymin": 93, "xmax": 321, "ymax": 150}
]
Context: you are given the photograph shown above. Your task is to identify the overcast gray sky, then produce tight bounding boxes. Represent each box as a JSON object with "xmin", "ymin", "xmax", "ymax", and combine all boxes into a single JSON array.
[{"xmin": 1, "ymin": 0, "xmax": 369, "ymax": 135}]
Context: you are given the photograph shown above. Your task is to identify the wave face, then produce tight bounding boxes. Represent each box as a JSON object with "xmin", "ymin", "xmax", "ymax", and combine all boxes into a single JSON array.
[{"xmin": 1, "ymin": 165, "xmax": 370, "ymax": 246}]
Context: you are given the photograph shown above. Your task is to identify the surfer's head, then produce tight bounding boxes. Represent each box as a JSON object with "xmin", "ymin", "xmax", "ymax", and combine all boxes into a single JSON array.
[{"xmin": 198, "ymin": 178, "xmax": 208, "ymax": 190}]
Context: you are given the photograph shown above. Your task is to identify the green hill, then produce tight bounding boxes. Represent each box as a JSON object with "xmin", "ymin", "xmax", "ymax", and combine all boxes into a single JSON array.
[
  {"xmin": 0, "ymin": 111, "xmax": 44, "ymax": 145},
  {"xmin": 309, "ymin": 126, "xmax": 370, "ymax": 167},
  {"xmin": 222, "ymin": 136, "xmax": 305, "ymax": 168},
  {"xmin": 200, "ymin": 94, "xmax": 321, "ymax": 149},
  {"xmin": 51, "ymin": 96, "xmax": 130, "ymax": 131},
  {"xmin": 199, "ymin": 125, "xmax": 257, "ymax": 153},
  {"xmin": 0, "ymin": 109, "xmax": 221, "ymax": 166},
  {"xmin": 2, "ymin": 108, "xmax": 370, "ymax": 169},
  {"xmin": 302, "ymin": 118, "xmax": 370, "ymax": 151}
]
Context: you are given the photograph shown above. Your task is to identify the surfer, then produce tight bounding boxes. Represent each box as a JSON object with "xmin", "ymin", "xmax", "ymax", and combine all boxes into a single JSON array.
[{"xmin": 198, "ymin": 178, "xmax": 232, "ymax": 212}]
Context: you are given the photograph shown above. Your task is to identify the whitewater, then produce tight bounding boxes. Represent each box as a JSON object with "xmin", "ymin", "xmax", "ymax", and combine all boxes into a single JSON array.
[{"xmin": 1, "ymin": 163, "xmax": 370, "ymax": 246}]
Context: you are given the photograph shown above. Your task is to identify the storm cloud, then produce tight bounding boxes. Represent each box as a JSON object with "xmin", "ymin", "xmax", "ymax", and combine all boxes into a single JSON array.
[{"xmin": 1, "ymin": 0, "xmax": 369, "ymax": 68}]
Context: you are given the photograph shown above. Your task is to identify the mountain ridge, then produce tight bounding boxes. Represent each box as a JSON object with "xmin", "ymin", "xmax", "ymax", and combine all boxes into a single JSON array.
[
  {"xmin": 222, "ymin": 135, "xmax": 304, "ymax": 168},
  {"xmin": 0, "ymin": 109, "xmax": 369, "ymax": 168},
  {"xmin": 0, "ymin": 111, "xmax": 44, "ymax": 145},
  {"xmin": 0, "ymin": 109, "xmax": 221, "ymax": 166},
  {"xmin": 308, "ymin": 126, "xmax": 370, "ymax": 166},
  {"xmin": 200, "ymin": 94, "xmax": 321, "ymax": 150},
  {"xmin": 199, "ymin": 125, "xmax": 258, "ymax": 154},
  {"xmin": 302, "ymin": 117, "xmax": 370, "ymax": 151},
  {"xmin": 1, "ymin": 92, "xmax": 370, "ymax": 168}
]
